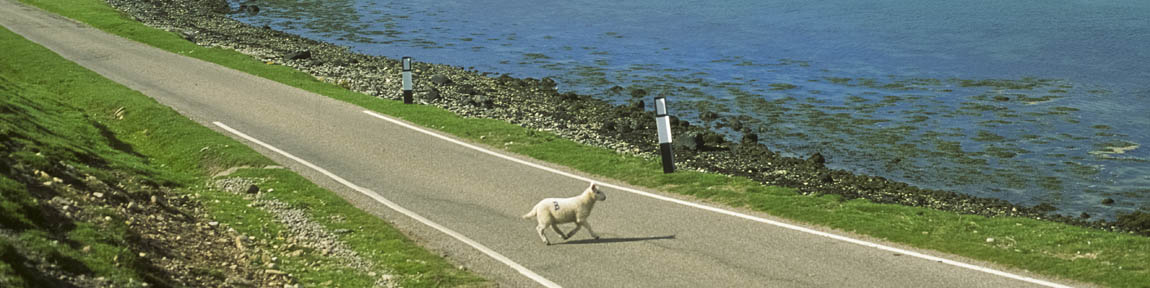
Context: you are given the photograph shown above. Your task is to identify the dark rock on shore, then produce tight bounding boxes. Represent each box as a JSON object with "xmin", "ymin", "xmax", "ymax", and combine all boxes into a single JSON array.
[
  {"xmin": 807, "ymin": 152, "xmax": 826, "ymax": 166},
  {"xmin": 675, "ymin": 131, "xmax": 705, "ymax": 151},
  {"xmin": 238, "ymin": 4, "xmax": 259, "ymax": 15},
  {"xmin": 430, "ymin": 74, "xmax": 453, "ymax": 85},
  {"xmin": 1117, "ymin": 212, "xmax": 1150, "ymax": 235},
  {"xmin": 630, "ymin": 88, "xmax": 648, "ymax": 98},
  {"xmin": 104, "ymin": 0, "xmax": 1149, "ymax": 236},
  {"xmin": 425, "ymin": 88, "xmax": 441, "ymax": 102},
  {"xmin": 699, "ymin": 111, "xmax": 719, "ymax": 123},
  {"xmin": 630, "ymin": 99, "xmax": 645, "ymax": 111},
  {"xmin": 286, "ymin": 50, "xmax": 311, "ymax": 60},
  {"xmin": 742, "ymin": 133, "xmax": 758, "ymax": 144}
]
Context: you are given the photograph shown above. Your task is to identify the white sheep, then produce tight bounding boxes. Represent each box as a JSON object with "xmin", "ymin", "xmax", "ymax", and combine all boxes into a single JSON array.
[{"xmin": 522, "ymin": 182, "xmax": 607, "ymax": 245}]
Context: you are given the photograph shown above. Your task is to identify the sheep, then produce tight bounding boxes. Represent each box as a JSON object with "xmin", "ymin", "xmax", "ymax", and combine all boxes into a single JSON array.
[{"xmin": 522, "ymin": 182, "xmax": 607, "ymax": 245}]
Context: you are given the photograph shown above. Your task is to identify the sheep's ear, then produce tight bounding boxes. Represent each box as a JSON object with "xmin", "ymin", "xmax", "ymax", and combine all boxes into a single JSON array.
[{"xmin": 589, "ymin": 183, "xmax": 598, "ymax": 190}]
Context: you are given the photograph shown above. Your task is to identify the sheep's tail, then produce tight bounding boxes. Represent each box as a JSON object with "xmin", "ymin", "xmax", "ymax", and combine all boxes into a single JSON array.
[{"xmin": 522, "ymin": 209, "xmax": 536, "ymax": 219}]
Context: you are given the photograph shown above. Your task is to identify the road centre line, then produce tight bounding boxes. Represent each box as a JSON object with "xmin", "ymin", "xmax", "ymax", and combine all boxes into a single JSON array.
[
  {"xmin": 212, "ymin": 121, "xmax": 561, "ymax": 288},
  {"xmin": 361, "ymin": 110, "xmax": 1070, "ymax": 288}
]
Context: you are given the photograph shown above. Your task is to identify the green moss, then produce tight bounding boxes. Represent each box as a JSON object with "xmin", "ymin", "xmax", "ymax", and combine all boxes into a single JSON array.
[
  {"xmin": 957, "ymin": 79, "xmax": 1041, "ymax": 90},
  {"xmin": 906, "ymin": 115, "xmax": 930, "ymax": 123},
  {"xmin": 768, "ymin": 83, "xmax": 798, "ymax": 90},
  {"xmin": 973, "ymin": 130, "xmax": 1006, "ymax": 142},
  {"xmin": 824, "ymin": 77, "xmax": 852, "ymax": 85}
]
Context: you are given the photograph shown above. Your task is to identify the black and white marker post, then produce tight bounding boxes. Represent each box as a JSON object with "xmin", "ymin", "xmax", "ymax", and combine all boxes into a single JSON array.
[
  {"xmin": 401, "ymin": 56, "xmax": 413, "ymax": 104},
  {"xmin": 654, "ymin": 95, "xmax": 675, "ymax": 173}
]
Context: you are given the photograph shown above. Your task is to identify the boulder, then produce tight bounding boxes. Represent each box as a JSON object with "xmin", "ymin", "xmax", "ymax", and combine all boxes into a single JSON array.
[
  {"xmin": 700, "ymin": 111, "xmax": 719, "ymax": 122},
  {"xmin": 807, "ymin": 152, "xmax": 826, "ymax": 165},
  {"xmin": 430, "ymin": 74, "xmax": 453, "ymax": 85},
  {"xmin": 424, "ymin": 88, "xmax": 441, "ymax": 102},
  {"xmin": 540, "ymin": 77, "xmax": 557, "ymax": 88},
  {"xmin": 701, "ymin": 132, "xmax": 725, "ymax": 147},
  {"xmin": 181, "ymin": 31, "xmax": 196, "ymax": 42},
  {"xmin": 630, "ymin": 88, "xmax": 648, "ymax": 98},
  {"xmin": 630, "ymin": 100, "xmax": 644, "ymax": 111},
  {"xmin": 675, "ymin": 132, "xmax": 705, "ymax": 151},
  {"xmin": 742, "ymin": 133, "xmax": 758, "ymax": 144},
  {"xmin": 817, "ymin": 173, "xmax": 833, "ymax": 184},
  {"xmin": 469, "ymin": 95, "xmax": 492, "ymax": 108},
  {"xmin": 458, "ymin": 84, "xmax": 478, "ymax": 95},
  {"xmin": 286, "ymin": 50, "xmax": 311, "ymax": 60}
]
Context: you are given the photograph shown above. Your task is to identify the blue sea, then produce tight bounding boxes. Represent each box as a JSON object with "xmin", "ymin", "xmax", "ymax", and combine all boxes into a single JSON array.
[{"xmin": 230, "ymin": 0, "xmax": 1149, "ymax": 218}]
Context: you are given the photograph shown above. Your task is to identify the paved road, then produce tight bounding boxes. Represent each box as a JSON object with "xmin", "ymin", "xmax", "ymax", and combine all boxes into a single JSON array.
[{"xmin": 1, "ymin": 1, "xmax": 1075, "ymax": 287}]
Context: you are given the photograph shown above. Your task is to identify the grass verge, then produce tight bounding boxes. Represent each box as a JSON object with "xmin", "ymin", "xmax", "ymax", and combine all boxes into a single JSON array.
[
  {"xmin": 15, "ymin": 0, "xmax": 1150, "ymax": 286},
  {"xmin": 0, "ymin": 24, "xmax": 488, "ymax": 287}
]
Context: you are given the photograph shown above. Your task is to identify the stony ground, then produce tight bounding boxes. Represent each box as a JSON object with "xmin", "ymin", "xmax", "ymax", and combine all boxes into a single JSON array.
[
  {"xmin": 104, "ymin": 0, "xmax": 1148, "ymax": 235},
  {"xmin": 2, "ymin": 160, "xmax": 298, "ymax": 287}
]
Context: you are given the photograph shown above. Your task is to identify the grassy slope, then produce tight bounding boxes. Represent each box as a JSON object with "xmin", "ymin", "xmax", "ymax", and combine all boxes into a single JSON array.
[
  {"xmin": 14, "ymin": 0, "xmax": 1150, "ymax": 286},
  {"xmin": 0, "ymin": 25, "xmax": 488, "ymax": 287},
  {"xmin": 1, "ymin": 73, "xmax": 152, "ymax": 287}
]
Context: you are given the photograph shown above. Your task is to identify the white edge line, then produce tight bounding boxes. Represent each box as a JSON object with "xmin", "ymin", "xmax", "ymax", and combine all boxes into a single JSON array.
[
  {"xmin": 361, "ymin": 110, "xmax": 1072, "ymax": 288},
  {"xmin": 211, "ymin": 121, "xmax": 561, "ymax": 288}
]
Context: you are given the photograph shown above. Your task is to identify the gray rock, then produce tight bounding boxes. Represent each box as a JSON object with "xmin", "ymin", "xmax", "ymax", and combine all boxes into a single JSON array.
[
  {"xmin": 424, "ymin": 88, "xmax": 441, "ymax": 102},
  {"xmin": 239, "ymin": 4, "xmax": 259, "ymax": 15},
  {"xmin": 430, "ymin": 75, "xmax": 452, "ymax": 85},
  {"xmin": 286, "ymin": 50, "xmax": 311, "ymax": 60},
  {"xmin": 245, "ymin": 185, "xmax": 259, "ymax": 194},
  {"xmin": 675, "ymin": 132, "xmax": 705, "ymax": 151},
  {"xmin": 817, "ymin": 173, "xmax": 833, "ymax": 183},
  {"xmin": 469, "ymin": 95, "xmax": 492, "ymax": 108},
  {"xmin": 807, "ymin": 152, "xmax": 826, "ymax": 165},
  {"xmin": 742, "ymin": 133, "xmax": 758, "ymax": 144},
  {"xmin": 181, "ymin": 31, "xmax": 196, "ymax": 42},
  {"xmin": 700, "ymin": 111, "xmax": 719, "ymax": 122},
  {"xmin": 630, "ymin": 100, "xmax": 644, "ymax": 111},
  {"xmin": 630, "ymin": 88, "xmax": 647, "ymax": 98},
  {"xmin": 457, "ymin": 84, "xmax": 477, "ymax": 95},
  {"xmin": 726, "ymin": 117, "xmax": 743, "ymax": 131}
]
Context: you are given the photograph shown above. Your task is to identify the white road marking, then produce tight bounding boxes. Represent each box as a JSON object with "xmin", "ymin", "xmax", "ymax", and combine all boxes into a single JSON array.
[
  {"xmin": 212, "ymin": 122, "xmax": 561, "ymax": 288},
  {"xmin": 362, "ymin": 110, "xmax": 1072, "ymax": 288}
]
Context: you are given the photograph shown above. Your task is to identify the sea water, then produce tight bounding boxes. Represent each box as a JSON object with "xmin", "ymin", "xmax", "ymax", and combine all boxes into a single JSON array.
[{"xmin": 229, "ymin": 0, "xmax": 1150, "ymax": 219}]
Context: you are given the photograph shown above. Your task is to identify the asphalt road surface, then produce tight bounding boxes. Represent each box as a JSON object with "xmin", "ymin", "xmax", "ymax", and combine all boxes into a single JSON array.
[{"xmin": 1, "ymin": 1, "xmax": 1077, "ymax": 287}]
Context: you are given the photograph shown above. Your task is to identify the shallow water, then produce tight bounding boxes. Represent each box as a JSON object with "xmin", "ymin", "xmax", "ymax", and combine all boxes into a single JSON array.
[{"xmin": 230, "ymin": 0, "xmax": 1149, "ymax": 219}]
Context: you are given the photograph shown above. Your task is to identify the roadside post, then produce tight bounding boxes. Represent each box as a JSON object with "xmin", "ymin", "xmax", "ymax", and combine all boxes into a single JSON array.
[
  {"xmin": 654, "ymin": 95, "xmax": 675, "ymax": 173},
  {"xmin": 402, "ymin": 56, "xmax": 413, "ymax": 104}
]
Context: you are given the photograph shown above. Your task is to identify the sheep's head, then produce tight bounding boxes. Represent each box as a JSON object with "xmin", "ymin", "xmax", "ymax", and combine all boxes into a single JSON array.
[{"xmin": 587, "ymin": 183, "xmax": 606, "ymax": 202}]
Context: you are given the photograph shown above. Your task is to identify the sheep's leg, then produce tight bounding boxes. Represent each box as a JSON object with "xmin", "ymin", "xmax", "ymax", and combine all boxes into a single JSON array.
[
  {"xmin": 564, "ymin": 223, "xmax": 582, "ymax": 239},
  {"xmin": 550, "ymin": 224, "xmax": 569, "ymax": 240},
  {"xmin": 535, "ymin": 223, "xmax": 551, "ymax": 245},
  {"xmin": 582, "ymin": 221, "xmax": 600, "ymax": 239}
]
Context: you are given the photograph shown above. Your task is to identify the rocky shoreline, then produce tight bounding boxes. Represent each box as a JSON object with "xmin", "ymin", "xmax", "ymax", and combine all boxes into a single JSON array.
[{"xmin": 104, "ymin": 0, "xmax": 1147, "ymax": 235}]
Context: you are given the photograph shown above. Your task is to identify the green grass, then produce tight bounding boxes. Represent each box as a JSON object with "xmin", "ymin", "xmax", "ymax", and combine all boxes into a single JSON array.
[
  {"xmin": 14, "ymin": 0, "xmax": 1150, "ymax": 286},
  {"xmin": 1, "ymin": 74, "xmax": 150, "ymax": 286},
  {"xmin": 0, "ymin": 24, "xmax": 487, "ymax": 287}
]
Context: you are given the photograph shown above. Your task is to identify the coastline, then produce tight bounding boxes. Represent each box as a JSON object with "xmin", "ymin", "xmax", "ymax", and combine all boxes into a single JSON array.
[{"xmin": 105, "ymin": 0, "xmax": 1147, "ymax": 235}]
